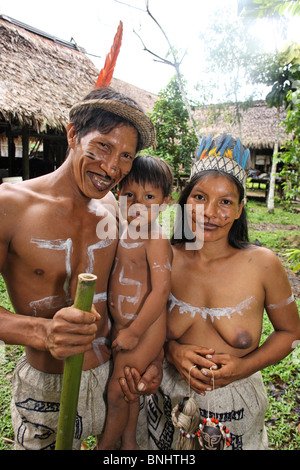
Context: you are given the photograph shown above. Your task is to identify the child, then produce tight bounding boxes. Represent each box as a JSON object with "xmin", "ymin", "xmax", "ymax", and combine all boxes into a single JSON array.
[{"xmin": 96, "ymin": 155, "xmax": 173, "ymax": 450}]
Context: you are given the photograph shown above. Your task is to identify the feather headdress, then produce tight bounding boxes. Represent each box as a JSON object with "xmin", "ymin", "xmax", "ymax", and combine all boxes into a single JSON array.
[
  {"xmin": 69, "ymin": 21, "xmax": 155, "ymax": 150},
  {"xmin": 94, "ymin": 21, "xmax": 123, "ymax": 89},
  {"xmin": 191, "ymin": 134, "xmax": 250, "ymax": 189}
]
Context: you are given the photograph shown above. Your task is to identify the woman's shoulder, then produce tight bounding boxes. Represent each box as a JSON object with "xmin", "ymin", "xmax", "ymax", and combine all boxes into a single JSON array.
[
  {"xmin": 240, "ymin": 243, "xmax": 283, "ymax": 270},
  {"xmin": 243, "ymin": 243, "xmax": 278, "ymax": 258}
]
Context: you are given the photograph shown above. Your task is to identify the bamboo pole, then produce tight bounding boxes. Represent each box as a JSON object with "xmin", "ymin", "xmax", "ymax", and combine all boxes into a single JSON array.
[{"xmin": 55, "ymin": 273, "xmax": 97, "ymax": 450}]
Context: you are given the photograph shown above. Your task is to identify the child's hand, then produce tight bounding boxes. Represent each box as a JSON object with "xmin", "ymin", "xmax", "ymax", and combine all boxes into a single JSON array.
[{"xmin": 112, "ymin": 328, "xmax": 139, "ymax": 352}]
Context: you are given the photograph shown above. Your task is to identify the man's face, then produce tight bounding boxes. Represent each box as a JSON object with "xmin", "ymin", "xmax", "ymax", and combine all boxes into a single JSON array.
[{"xmin": 67, "ymin": 123, "xmax": 138, "ymax": 199}]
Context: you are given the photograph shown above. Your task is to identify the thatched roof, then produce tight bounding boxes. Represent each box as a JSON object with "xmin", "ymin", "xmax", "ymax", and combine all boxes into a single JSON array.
[
  {"xmin": 194, "ymin": 101, "xmax": 288, "ymax": 150},
  {"xmin": 0, "ymin": 15, "xmax": 157, "ymax": 134},
  {"xmin": 0, "ymin": 14, "xmax": 287, "ymax": 152}
]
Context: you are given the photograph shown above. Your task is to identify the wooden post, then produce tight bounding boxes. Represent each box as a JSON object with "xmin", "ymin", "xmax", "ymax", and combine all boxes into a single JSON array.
[
  {"xmin": 22, "ymin": 127, "xmax": 29, "ymax": 180},
  {"xmin": 7, "ymin": 126, "xmax": 15, "ymax": 177}
]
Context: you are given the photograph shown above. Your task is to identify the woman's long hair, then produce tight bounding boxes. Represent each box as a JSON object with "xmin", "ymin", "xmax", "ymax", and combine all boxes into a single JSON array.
[{"xmin": 171, "ymin": 171, "xmax": 249, "ymax": 249}]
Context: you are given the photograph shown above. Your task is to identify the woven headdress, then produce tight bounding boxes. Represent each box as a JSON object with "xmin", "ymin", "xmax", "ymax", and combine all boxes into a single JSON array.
[
  {"xmin": 69, "ymin": 21, "xmax": 155, "ymax": 150},
  {"xmin": 191, "ymin": 134, "xmax": 250, "ymax": 189}
]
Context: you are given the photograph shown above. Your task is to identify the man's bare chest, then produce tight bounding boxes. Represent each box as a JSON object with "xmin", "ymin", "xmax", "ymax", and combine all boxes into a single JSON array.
[{"xmin": 9, "ymin": 203, "xmax": 118, "ymax": 285}]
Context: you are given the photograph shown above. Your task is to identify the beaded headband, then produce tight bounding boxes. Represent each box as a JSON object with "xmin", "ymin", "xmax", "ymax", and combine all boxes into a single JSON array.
[{"xmin": 191, "ymin": 134, "xmax": 250, "ymax": 189}]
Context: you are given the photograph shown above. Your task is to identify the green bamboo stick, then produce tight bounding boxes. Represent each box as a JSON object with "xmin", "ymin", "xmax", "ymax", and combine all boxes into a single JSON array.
[{"xmin": 55, "ymin": 273, "xmax": 97, "ymax": 450}]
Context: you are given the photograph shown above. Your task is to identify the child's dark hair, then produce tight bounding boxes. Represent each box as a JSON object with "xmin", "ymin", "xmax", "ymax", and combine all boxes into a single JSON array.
[
  {"xmin": 171, "ymin": 170, "xmax": 249, "ymax": 249},
  {"xmin": 119, "ymin": 155, "xmax": 173, "ymax": 197}
]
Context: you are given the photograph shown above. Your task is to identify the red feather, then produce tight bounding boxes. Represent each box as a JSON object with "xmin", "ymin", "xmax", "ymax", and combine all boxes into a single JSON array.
[{"xmin": 94, "ymin": 21, "xmax": 123, "ymax": 89}]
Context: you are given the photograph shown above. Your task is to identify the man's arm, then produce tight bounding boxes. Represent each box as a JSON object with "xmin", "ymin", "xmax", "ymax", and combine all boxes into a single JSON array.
[
  {"xmin": 0, "ymin": 300, "xmax": 100, "ymax": 360},
  {"xmin": 119, "ymin": 348, "xmax": 164, "ymax": 402}
]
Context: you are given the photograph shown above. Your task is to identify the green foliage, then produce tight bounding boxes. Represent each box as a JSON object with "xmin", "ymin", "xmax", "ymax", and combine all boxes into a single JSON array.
[
  {"xmin": 246, "ymin": 199, "xmax": 299, "ymax": 223},
  {"xmin": 286, "ymin": 248, "xmax": 300, "ymax": 273},
  {"xmin": 239, "ymin": 0, "xmax": 300, "ymax": 17},
  {"xmin": 250, "ymin": 45, "xmax": 300, "ymax": 109},
  {"xmin": 278, "ymin": 88, "xmax": 300, "ymax": 203},
  {"xmin": 0, "ymin": 199, "xmax": 299, "ymax": 450},
  {"xmin": 261, "ymin": 304, "xmax": 300, "ymax": 450},
  {"xmin": 0, "ymin": 343, "xmax": 24, "ymax": 450},
  {"xmin": 246, "ymin": 200, "xmax": 300, "ymax": 272},
  {"xmin": 150, "ymin": 77, "xmax": 198, "ymax": 178}
]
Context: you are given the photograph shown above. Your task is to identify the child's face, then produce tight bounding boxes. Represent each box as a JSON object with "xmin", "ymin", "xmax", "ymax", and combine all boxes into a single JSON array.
[{"xmin": 119, "ymin": 180, "xmax": 169, "ymax": 227}]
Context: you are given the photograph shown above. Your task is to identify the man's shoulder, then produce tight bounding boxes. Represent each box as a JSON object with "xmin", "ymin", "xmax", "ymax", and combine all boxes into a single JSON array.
[
  {"xmin": 0, "ymin": 181, "xmax": 31, "ymax": 204},
  {"xmin": 0, "ymin": 179, "xmax": 49, "ymax": 222}
]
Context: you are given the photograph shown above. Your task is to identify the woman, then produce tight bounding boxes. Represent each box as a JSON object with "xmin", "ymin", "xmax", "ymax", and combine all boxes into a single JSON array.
[{"xmin": 132, "ymin": 134, "xmax": 300, "ymax": 450}]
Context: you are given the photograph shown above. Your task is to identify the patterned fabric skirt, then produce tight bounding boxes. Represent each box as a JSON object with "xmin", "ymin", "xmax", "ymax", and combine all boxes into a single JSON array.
[{"xmin": 137, "ymin": 360, "xmax": 269, "ymax": 450}]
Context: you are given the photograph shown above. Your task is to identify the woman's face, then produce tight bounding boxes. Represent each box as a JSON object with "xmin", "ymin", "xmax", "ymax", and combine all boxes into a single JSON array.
[{"xmin": 186, "ymin": 174, "xmax": 244, "ymax": 243}]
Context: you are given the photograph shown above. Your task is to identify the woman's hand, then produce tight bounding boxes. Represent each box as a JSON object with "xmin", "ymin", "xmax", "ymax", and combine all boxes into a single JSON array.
[
  {"xmin": 201, "ymin": 353, "xmax": 250, "ymax": 388},
  {"xmin": 165, "ymin": 341, "xmax": 218, "ymax": 395}
]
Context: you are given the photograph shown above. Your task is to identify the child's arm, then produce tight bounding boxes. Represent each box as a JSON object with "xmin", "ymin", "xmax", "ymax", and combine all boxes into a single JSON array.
[{"xmin": 112, "ymin": 236, "xmax": 172, "ymax": 351}]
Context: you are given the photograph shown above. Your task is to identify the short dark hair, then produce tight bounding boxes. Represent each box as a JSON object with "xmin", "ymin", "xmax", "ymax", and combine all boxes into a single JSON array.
[
  {"xmin": 70, "ymin": 88, "xmax": 144, "ymax": 152},
  {"xmin": 171, "ymin": 170, "xmax": 249, "ymax": 249},
  {"xmin": 119, "ymin": 155, "xmax": 173, "ymax": 197}
]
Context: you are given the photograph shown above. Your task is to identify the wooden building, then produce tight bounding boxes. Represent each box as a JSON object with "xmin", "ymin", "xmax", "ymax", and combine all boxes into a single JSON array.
[
  {"xmin": 0, "ymin": 15, "xmax": 157, "ymax": 182},
  {"xmin": 194, "ymin": 100, "xmax": 288, "ymax": 175},
  {"xmin": 0, "ymin": 14, "xmax": 289, "ymax": 185}
]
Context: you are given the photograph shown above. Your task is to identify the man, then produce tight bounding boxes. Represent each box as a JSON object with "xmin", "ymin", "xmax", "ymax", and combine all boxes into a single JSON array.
[{"xmin": 0, "ymin": 87, "xmax": 160, "ymax": 450}]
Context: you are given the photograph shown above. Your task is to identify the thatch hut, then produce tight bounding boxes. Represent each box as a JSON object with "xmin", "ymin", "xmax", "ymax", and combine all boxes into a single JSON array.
[
  {"xmin": 0, "ymin": 15, "xmax": 157, "ymax": 181},
  {"xmin": 194, "ymin": 101, "xmax": 288, "ymax": 175}
]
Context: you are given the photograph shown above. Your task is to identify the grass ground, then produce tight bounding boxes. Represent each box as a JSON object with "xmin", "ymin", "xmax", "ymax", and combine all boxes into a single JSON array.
[{"xmin": 0, "ymin": 199, "xmax": 299, "ymax": 450}]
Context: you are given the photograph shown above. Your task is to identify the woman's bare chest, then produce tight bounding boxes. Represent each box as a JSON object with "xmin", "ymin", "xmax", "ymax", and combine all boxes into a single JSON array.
[{"xmin": 168, "ymin": 253, "xmax": 265, "ymax": 351}]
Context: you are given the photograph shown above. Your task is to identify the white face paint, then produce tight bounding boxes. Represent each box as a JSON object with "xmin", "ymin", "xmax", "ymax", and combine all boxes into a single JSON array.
[
  {"xmin": 168, "ymin": 293, "xmax": 256, "ymax": 322},
  {"xmin": 267, "ymin": 293, "xmax": 295, "ymax": 310},
  {"xmin": 117, "ymin": 266, "xmax": 141, "ymax": 320}
]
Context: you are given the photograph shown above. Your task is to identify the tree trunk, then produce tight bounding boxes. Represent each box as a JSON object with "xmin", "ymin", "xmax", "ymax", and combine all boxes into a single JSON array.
[{"xmin": 267, "ymin": 106, "xmax": 280, "ymax": 213}]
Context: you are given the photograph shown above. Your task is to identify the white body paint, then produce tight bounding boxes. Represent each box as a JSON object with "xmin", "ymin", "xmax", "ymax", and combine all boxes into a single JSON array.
[
  {"xmin": 31, "ymin": 238, "xmax": 73, "ymax": 299},
  {"xmin": 29, "ymin": 295, "xmax": 63, "ymax": 316},
  {"xmin": 168, "ymin": 293, "xmax": 256, "ymax": 322},
  {"xmin": 86, "ymin": 238, "xmax": 114, "ymax": 273},
  {"xmin": 30, "ymin": 237, "xmax": 113, "ymax": 314},
  {"xmin": 93, "ymin": 292, "xmax": 107, "ymax": 303},
  {"xmin": 87, "ymin": 199, "xmax": 99, "ymax": 214},
  {"xmin": 267, "ymin": 293, "xmax": 295, "ymax": 310},
  {"xmin": 117, "ymin": 266, "xmax": 141, "ymax": 320},
  {"xmin": 92, "ymin": 336, "xmax": 111, "ymax": 363},
  {"xmin": 152, "ymin": 260, "xmax": 172, "ymax": 272},
  {"xmin": 119, "ymin": 237, "xmax": 144, "ymax": 250}
]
